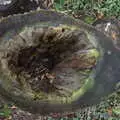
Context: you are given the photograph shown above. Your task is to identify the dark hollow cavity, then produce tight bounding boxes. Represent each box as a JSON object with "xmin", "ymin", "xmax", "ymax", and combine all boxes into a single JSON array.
[{"xmin": 5, "ymin": 27, "xmax": 93, "ymax": 94}]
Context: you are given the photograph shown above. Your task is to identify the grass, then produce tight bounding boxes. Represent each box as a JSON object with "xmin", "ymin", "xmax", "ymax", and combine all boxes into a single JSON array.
[{"xmin": 54, "ymin": 0, "xmax": 120, "ymax": 22}]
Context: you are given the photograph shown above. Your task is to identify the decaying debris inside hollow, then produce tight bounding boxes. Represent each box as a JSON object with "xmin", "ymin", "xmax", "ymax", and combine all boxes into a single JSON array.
[{"xmin": 0, "ymin": 26, "xmax": 98, "ymax": 99}]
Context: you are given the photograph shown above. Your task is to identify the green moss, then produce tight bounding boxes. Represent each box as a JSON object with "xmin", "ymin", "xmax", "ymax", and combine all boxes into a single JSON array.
[
  {"xmin": 33, "ymin": 91, "xmax": 48, "ymax": 100},
  {"xmin": 31, "ymin": 76, "xmax": 94, "ymax": 104},
  {"xmin": 112, "ymin": 108, "xmax": 120, "ymax": 115},
  {"xmin": 69, "ymin": 78, "xmax": 94, "ymax": 103},
  {"xmin": 0, "ymin": 104, "xmax": 12, "ymax": 118},
  {"xmin": 88, "ymin": 49, "xmax": 99, "ymax": 58}
]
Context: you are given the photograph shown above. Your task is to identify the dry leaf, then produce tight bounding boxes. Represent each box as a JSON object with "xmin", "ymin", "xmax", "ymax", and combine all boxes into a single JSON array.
[{"xmin": 111, "ymin": 32, "xmax": 117, "ymax": 40}]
